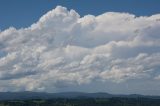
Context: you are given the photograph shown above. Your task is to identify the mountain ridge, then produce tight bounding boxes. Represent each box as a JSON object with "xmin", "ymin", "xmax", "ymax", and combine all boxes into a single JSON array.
[{"xmin": 0, "ymin": 91, "xmax": 159, "ymax": 100}]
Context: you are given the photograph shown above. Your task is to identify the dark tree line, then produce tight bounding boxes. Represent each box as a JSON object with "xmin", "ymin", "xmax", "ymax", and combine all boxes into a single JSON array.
[{"xmin": 0, "ymin": 97, "xmax": 160, "ymax": 106}]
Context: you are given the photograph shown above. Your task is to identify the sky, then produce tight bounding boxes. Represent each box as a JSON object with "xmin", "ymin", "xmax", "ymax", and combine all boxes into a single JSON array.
[
  {"xmin": 0, "ymin": 0, "xmax": 160, "ymax": 95},
  {"xmin": 1, "ymin": 0, "xmax": 160, "ymax": 30}
]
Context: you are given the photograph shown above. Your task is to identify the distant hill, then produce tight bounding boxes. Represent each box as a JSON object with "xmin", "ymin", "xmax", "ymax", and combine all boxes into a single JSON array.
[{"xmin": 0, "ymin": 91, "xmax": 159, "ymax": 100}]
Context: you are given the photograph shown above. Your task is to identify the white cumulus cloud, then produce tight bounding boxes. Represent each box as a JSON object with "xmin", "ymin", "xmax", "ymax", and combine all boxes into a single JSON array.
[{"xmin": 0, "ymin": 6, "xmax": 160, "ymax": 92}]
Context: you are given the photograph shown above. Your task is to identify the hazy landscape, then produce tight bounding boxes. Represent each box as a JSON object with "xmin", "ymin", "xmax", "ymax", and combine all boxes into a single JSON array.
[
  {"xmin": 1, "ymin": 98, "xmax": 160, "ymax": 106},
  {"xmin": 0, "ymin": 92, "xmax": 160, "ymax": 106}
]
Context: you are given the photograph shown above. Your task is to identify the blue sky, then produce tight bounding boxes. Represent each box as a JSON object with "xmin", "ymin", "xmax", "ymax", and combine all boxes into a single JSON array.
[
  {"xmin": 0, "ymin": 0, "xmax": 160, "ymax": 30},
  {"xmin": 0, "ymin": 1, "xmax": 160, "ymax": 95}
]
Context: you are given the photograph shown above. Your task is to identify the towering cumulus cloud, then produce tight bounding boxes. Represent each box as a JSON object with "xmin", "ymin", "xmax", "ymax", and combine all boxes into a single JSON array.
[{"xmin": 0, "ymin": 6, "xmax": 160, "ymax": 92}]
